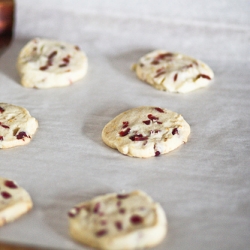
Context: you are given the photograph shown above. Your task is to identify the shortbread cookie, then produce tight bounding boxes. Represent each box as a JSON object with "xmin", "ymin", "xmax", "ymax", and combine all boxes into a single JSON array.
[
  {"xmin": 0, "ymin": 103, "xmax": 38, "ymax": 149},
  {"xmin": 17, "ymin": 38, "xmax": 88, "ymax": 88},
  {"xmin": 0, "ymin": 177, "xmax": 33, "ymax": 226},
  {"xmin": 102, "ymin": 106, "xmax": 190, "ymax": 158},
  {"xmin": 68, "ymin": 190, "xmax": 167, "ymax": 250},
  {"xmin": 133, "ymin": 50, "xmax": 214, "ymax": 93}
]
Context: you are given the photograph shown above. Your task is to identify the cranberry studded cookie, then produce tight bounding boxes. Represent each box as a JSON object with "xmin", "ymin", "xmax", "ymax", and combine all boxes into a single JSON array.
[
  {"xmin": 133, "ymin": 50, "xmax": 214, "ymax": 93},
  {"xmin": 102, "ymin": 106, "xmax": 190, "ymax": 158},
  {"xmin": 0, "ymin": 103, "xmax": 38, "ymax": 149},
  {"xmin": 0, "ymin": 177, "xmax": 33, "ymax": 226},
  {"xmin": 17, "ymin": 38, "xmax": 88, "ymax": 88},
  {"xmin": 68, "ymin": 190, "xmax": 167, "ymax": 250}
]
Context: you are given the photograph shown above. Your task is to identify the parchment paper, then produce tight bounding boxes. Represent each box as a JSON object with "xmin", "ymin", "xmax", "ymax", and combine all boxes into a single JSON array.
[{"xmin": 0, "ymin": 0, "xmax": 250, "ymax": 249}]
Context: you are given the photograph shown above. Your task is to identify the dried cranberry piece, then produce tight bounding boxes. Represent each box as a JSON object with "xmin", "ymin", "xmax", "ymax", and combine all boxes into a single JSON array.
[
  {"xmin": 95, "ymin": 229, "xmax": 108, "ymax": 237},
  {"xmin": 0, "ymin": 136, "xmax": 3, "ymax": 141},
  {"xmin": 155, "ymin": 151, "xmax": 161, "ymax": 157},
  {"xmin": 198, "ymin": 74, "xmax": 211, "ymax": 80},
  {"xmin": 172, "ymin": 128, "xmax": 179, "ymax": 135},
  {"xmin": 48, "ymin": 51, "xmax": 57, "ymax": 60},
  {"xmin": 16, "ymin": 131, "xmax": 29, "ymax": 140},
  {"xmin": 59, "ymin": 63, "xmax": 67, "ymax": 67},
  {"xmin": 155, "ymin": 107, "xmax": 164, "ymax": 113},
  {"xmin": 151, "ymin": 60, "xmax": 160, "ymax": 65},
  {"xmin": 119, "ymin": 128, "xmax": 130, "ymax": 137},
  {"xmin": 117, "ymin": 194, "xmax": 129, "ymax": 199},
  {"xmin": 143, "ymin": 120, "xmax": 150, "ymax": 125},
  {"xmin": 39, "ymin": 65, "xmax": 49, "ymax": 71},
  {"xmin": 115, "ymin": 221, "xmax": 123, "ymax": 231},
  {"xmin": 154, "ymin": 70, "xmax": 166, "ymax": 78},
  {"xmin": 157, "ymin": 121, "xmax": 162, "ymax": 124},
  {"xmin": 148, "ymin": 114, "xmax": 159, "ymax": 121},
  {"xmin": 1, "ymin": 191, "xmax": 11, "ymax": 199},
  {"xmin": 75, "ymin": 46, "xmax": 80, "ymax": 51},
  {"xmin": 4, "ymin": 180, "xmax": 18, "ymax": 189},
  {"xmin": 62, "ymin": 55, "xmax": 70, "ymax": 63},
  {"xmin": 119, "ymin": 208, "xmax": 126, "ymax": 214},
  {"xmin": 0, "ymin": 107, "xmax": 4, "ymax": 113},
  {"xmin": 68, "ymin": 207, "xmax": 80, "ymax": 218},
  {"xmin": 174, "ymin": 73, "xmax": 178, "ymax": 82},
  {"xmin": 93, "ymin": 202, "xmax": 101, "ymax": 213},
  {"xmin": 129, "ymin": 134, "xmax": 148, "ymax": 141},
  {"xmin": 130, "ymin": 215, "xmax": 143, "ymax": 225},
  {"xmin": 122, "ymin": 121, "xmax": 129, "ymax": 129},
  {"xmin": 155, "ymin": 53, "xmax": 173, "ymax": 60},
  {"xmin": 1, "ymin": 124, "xmax": 9, "ymax": 129}
]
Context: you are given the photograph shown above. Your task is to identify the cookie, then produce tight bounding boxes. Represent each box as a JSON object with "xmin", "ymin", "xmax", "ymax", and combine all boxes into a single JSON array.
[
  {"xmin": 68, "ymin": 190, "xmax": 167, "ymax": 250},
  {"xmin": 133, "ymin": 50, "xmax": 214, "ymax": 93},
  {"xmin": 0, "ymin": 103, "xmax": 38, "ymax": 149},
  {"xmin": 0, "ymin": 177, "xmax": 33, "ymax": 226},
  {"xmin": 17, "ymin": 38, "xmax": 88, "ymax": 89},
  {"xmin": 102, "ymin": 106, "xmax": 190, "ymax": 158}
]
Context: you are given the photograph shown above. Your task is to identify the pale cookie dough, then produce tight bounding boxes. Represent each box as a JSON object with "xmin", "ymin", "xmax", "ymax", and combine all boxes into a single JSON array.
[
  {"xmin": 102, "ymin": 106, "xmax": 190, "ymax": 158},
  {"xmin": 68, "ymin": 190, "xmax": 167, "ymax": 250},
  {"xmin": 0, "ymin": 103, "xmax": 38, "ymax": 149},
  {"xmin": 133, "ymin": 50, "xmax": 214, "ymax": 93},
  {"xmin": 17, "ymin": 38, "xmax": 88, "ymax": 89},
  {"xmin": 0, "ymin": 177, "xmax": 33, "ymax": 226}
]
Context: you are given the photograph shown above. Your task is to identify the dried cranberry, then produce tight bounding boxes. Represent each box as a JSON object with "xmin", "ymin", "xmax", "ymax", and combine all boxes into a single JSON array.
[
  {"xmin": 75, "ymin": 46, "xmax": 80, "ymax": 51},
  {"xmin": 157, "ymin": 121, "xmax": 162, "ymax": 124},
  {"xmin": 16, "ymin": 131, "xmax": 29, "ymax": 140},
  {"xmin": 62, "ymin": 55, "xmax": 70, "ymax": 63},
  {"xmin": 59, "ymin": 63, "xmax": 67, "ymax": 67},
  {"xmin": 151, "ymin": 60, "xmax": 159, "ymax": 65},
  {"xmin": 172, "ymin": 128, "xmax": 179, "ymax": 135},
  {"xmin": 0, "ymin": 136, "xmax": 3, "ymax": 141},
  {"xmin": 154, "ymin": 70, "xmax": 166, "ymax": 78},
  {"xmin": 68, "ymin": 207, "xmax": 80, "ymax": 218},
  {"xmin": 148, "ymin": 114, "xmax": 159, "ymax": 121},
  {"xmin": 143, "ymin": 120, "xmax": 150, "ymax": 125},
  {"xmin": 95, "ymin": 229, "xmax": 108, "ymax": 237},
  {"xmin": 1, "ymin": 191, "xmax": 11, "ymax": 199},
  {"xmin": 198, "ymin": 74, "xmax": 211, "ymax": 80},
  {"xmin": 129, "ymin": 134, "xmax": 148, "ymax": 141},
  {"xmin": 155, "ymin": 107, "xmax": 164, "ymax": 113},
  {"xmin": 155, "ymin": 151, "xmax": 161, "ymax": 157},
  {"xmin": 48, "ymin": 51, "xmax": 57, "ymax": 60},
  {"xmin": 93, "ymin": 202, "xmax": 101, "ymax": 213},
  {"xmin": 39, "ymin": 65, "xmax": 49, "ymax": 71},
  {"xmin": 130, "ymin": 215, "xmax": 143, "ymax": 225},
  {"xmin": 115, "ymin": 221, "xmax": 123, "ymax": 231},
  {"xmin": 119, "ymin": 208, "xmax": 126, "ymax": 214},
  {"xmin": 4, "ymin": 180, "xmax": 18, "ymax": 189},
  {"xmin": 174, "ymin": 73, "xmax": 178, "ymax": 81},
  {"xmin": 1, "ymin": 124, "xmax": 9, "ymax": 129},
  {"xmin": 117, "ymin": 194, "xmax": 129, "ymax": 199},
  {"xmin": 119, "ymin": 128, "xmax": 130, "ymax": 137},
  {"xmin": 155, "ymin": 53, "xmax": 173, "ymax": 60},
  {"xmin": 122, "ymin": 121, "xmax": 129, "ymax": 129},
  {"xmin": 0, "ymin": 107, "xmax": 4, "ymax": 113}
]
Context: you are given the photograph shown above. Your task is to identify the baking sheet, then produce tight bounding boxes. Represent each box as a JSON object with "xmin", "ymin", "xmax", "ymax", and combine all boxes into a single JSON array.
[{"xmin": 0, "ymin": 0, "xmax": 250, "ymax": 249}]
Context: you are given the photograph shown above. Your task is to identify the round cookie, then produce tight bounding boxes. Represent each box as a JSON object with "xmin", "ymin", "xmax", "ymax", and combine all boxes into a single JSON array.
[
  {"xmin": 17, "ymin": 38, "xmax": 88, "ymax": 89},
  {"xmin": 0, "ymin": 177, "xmax": 33, "ymax": 226},
  {"xmin": 102, "ymin": 106, "xmax": 190, "ymax": 158},
  {"xmin": 0, "ymin": 103, "xmax": 38, "ymax": 149},
  {"xmin": 133, "ymin": 50, "xmax": 214, "ymax": 93},
  {"xmin": 68, "ymin": 190, "xmax": 167, "ymax": 250}
]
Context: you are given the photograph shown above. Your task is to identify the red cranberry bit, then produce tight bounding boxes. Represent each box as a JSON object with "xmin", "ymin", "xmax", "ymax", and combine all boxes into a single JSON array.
[
  {"xmin": 75, "ymin": 45, "xmax": 80, "ymax": 50},
  {"xmin": 68, "ymin": 207, "xmax": 79, "ymax": 218},
  {"xmin": 119, "ymin": 208, "xmax": 126, "ymax": 214},
  {"xmin": 119, "ymin": 128, "xmax": 130, "ymax": 137},
  {"xmin": 174, "ymin": 73, "xmax": 178, "ymax": 82},
  {"xmin": 0, "ymin": 136, "xmax": 3, "ymax": 141},
  {"xmin": 151, "ymin": 60, "xmax": 160, "ymax": 65},
  {"xmin": 148, "ymin": 114, "xmax": 159, "ymax": 121},
  {"xmin": 4, "ymin": 180, "xmax": 18, "ymax": 189},
  {"xmin": 130, "ymin": 215, "xmax": 143, "ymax": 225},
  {"xmin": 93, "ymin": 202, "xmax": 101, "ymax": 214},
  {"xmin": 62, "ymin": 55, "xmax": 70, "ymax": 63},
  {"xmin": 143, "ymin": 120, "xmax": 150, "ymax": 125},
  {"xmin": 155, "ymin": 151, "xmax": 161, "ymax": 157},
  {"xmin": 156, "ymin": 53, "xmax": 173, "ymax": 60},
  {"xmin": 198, "ymin": 74, "xmax": 211, "ymax": 80},
  {"xmin": 95, "ymin": 229, "xmax": 108, "ymax": 237},
  {"xmin": 172, "ymin": 128, "xmax": 179, "ymax": 135},
  {"xmin": 16, "ymin": 131, "xmax": 29, "ymax": 140},
  {"xmin": 0, "ymin": 107, "xmax": 4, "ymax": 113},
  {"xmin": 39, "ymin": 65, "xmax": 49, "ymax": 71},
  {"xmin": 129, "ymin": 134, "xmax": 148, "ymax": 141},
  {"xmin": 59, "ymin": 63, "xmax": 67, "ymax": 67},
  {"xmin": 48, "ymin": 51, "xmax": 57, "ymax": 60},
  {"xmin": 157, "ymin": 121, "xmax": 162, "ymax": 124},
  {"xmin": 1, "ymin": 191, "xmax": 12, "ymax": 199},
  {"xmin": 155, "ymin": 107, "xmax": 164, "ymax": 113},
  {"xmin": 1, "ymin": 124, "xmax": 9, "ymax": 129},
  {"xmin": 122, "ymin": 121, "xmax": 129, "ymax": 129},
  {"xmin": 115, "ymin": 221, "xmax": 123, "ymax": 231},
  {"xmin": 154, "ymin": 70, "xmax": 166, "ymax": 78},
  {"xmin": 117, "ymin": 194, "xmax": 129, "ymax": 199}
]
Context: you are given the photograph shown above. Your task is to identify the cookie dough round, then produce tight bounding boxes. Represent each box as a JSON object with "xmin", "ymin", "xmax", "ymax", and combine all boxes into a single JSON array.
[
  {"xmin": 17, "ymin": 38, "xmax": 88, "ymax": 89},
  {"xmin": 133, "ymin": 50, "xmax": 214, "ymax": 93},
  {"xmin": 68, "ymin": 190, "xmax": 167, "ymax": 250},
  {"xmin": 102, "ymin": 106, "xmax": 190, "ymax": 158},
  {"xmin": 0, "ymin": 177, "xmax": 33, "ymax": 226},
  {"xmin": 0, "ymin": 103, "xmax": 38, "ymax": 149}
]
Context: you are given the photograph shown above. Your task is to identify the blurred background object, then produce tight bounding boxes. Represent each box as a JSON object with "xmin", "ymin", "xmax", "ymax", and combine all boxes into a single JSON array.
[{"xmin": 0, "ymin": 0, "xmax": 14, "ymax": 49}]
